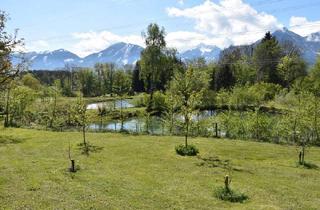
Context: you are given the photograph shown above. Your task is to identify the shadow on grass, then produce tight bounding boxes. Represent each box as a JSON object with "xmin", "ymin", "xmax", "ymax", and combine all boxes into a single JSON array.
[
  {"xmin": 0, "ymin": 135, "xmax": 26, "ymax": 145},
  {"xmin": 297, "ymin": 162, "xmax": 319, "ymax": 170},
  {"xmin": 77, "ymin": 142, "xmax": 104, "ymax": 156},
  {"xmin": 196, "ymin": 156, "xmax": 252, "ymax": 174}
]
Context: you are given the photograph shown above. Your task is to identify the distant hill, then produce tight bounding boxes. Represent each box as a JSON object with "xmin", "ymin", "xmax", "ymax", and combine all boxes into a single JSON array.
[
  {"xmin": 13, "ymin": 43, "xmax": 144, "ymax": 70},
  {"xmin": 272, "ymin": 28, "xmax": 320, "ymax": 64},
  {"xmin": 81, "ymin": 42, "xmax": 143, "ymax": 68},
  {"xmin": 12, "ymin": 29, "xmax": 320, "ymax": 70},
  {"xmin": 179, "ymin": 44, "xmax": 221, "ymax": 61}
]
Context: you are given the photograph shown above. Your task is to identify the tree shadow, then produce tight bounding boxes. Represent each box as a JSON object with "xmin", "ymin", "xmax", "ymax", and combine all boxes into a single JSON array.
[
  {"xmin": 77, "ymin": 142, "xmax": 103, "ymax": 156},
  {"xmin": 0, "ymin": 135, "xmax": 26, "ymax": 145},
  {"xmin": 196, "ymin": 156, "xmax": 230, "ymax": 169},
  {"xmin": 299, "ymin": 162, "xmax": 319, "ymax": 170},
  {"xmin": 196, "ymin": 156, "xmax": 252, "ymax": 173}
]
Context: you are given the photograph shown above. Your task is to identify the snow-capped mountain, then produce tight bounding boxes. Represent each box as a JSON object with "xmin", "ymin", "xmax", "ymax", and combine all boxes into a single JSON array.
[
  {"xmin": 12, "ymin": 29, "xmax": 320, "ymax": 70},
  {"xmin": 180, "ymin": 44, "xmax": 221, "ymax": 61},
  {"xmin": 82, "ymin": 42, "xmax": 143, "ymax": 67},
  {"xmin": 271, "ymin": 28, "xmax": 320, "ymax": 64},
  {"xmin": 306, "ymin": 32, "xmax": 320, "ymax": 42},
  {"xmin": 14, "ymin": 49, "xmax": 80, "ymax": 70},
  {"xmin": 13, "ymin": 43, "xmax": 143, "ymax": 70}
]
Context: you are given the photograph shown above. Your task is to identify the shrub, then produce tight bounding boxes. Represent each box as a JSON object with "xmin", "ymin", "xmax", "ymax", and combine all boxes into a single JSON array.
[
  {"xmin": 147, "ymin": 91, "xmax": 168, "ymax": 115},
  {"xmin": 132, "ymin": 93, "xmax": 149, "ymax": 107},
  {"xmin": 175, "ymin": 144, "xmax": 199, "ymax": 156},
  {"xmin": 214, "ymin": 187, "xmax": 248, "ymax": 203}
]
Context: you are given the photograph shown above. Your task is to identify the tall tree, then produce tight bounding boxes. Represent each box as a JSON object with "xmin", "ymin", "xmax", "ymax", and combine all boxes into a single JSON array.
[
  {"xmin": 132, "ymin": 61, "xmax": 144, "ymax": 92},
  {"xmin": 140, "ymin": 23, "xmax": 166, "ymax": 95},
  {"xmin": 214, "ymin": 48, "xmax": 241, "ymax": 90},
  {"xmin": 77, "ymin": 68, "xmax": 97, "ymax": 97},
  {"xmin": 254, "ymin": 32, "xmax": 282, "ymax": 84}
]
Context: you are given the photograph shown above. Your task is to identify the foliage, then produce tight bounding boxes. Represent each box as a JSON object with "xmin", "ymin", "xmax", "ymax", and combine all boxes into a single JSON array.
[
  {"xmin": 214, "ymin": 187, "xmax": 248, "ymax": 203},
  {"xmin": 147, "ymin": 91, "xmax": 167, "ymax": 115},
  {"xmin": 168, "ymin": 67, "xmax": 210, "ymax": 146},
  {"xmin": 277, "ymin": 55, "xmax": 307, "ymax": 88},
  {"xmin": 175, "ymin": 144, "xmax": 199, "ymax": 156},
  {"xmin": 77, "ymin": 69, "xmax": 97, "ymax": 97},
  {"xmin": 254, "ymin": 32, "xmax": 282, "ymax": 84},
  {"xmin": 140, "ymin": 23, "xmax": 182, "ymax": 93},
  {"xmin": 0, "ymin": 11, "xmax": 25, "ymax": 87},
  {"xmin": 20, "ymin": 73, "xmax": 42, "ymax": 91},
  {"xmin": 131, "ymin": 61, "xmax": 144, "ymax": 92}
]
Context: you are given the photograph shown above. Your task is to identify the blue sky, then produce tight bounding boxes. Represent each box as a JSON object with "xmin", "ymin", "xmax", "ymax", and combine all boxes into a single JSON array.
[{"xmin": 2, "ymin": 0, "xmax": 320, "ymax": 57}]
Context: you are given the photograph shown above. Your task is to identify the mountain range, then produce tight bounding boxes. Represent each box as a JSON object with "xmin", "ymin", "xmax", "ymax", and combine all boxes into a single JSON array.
[{"xmin": 12, "ymin": 28, "xmax": 320, "ymax": 70}]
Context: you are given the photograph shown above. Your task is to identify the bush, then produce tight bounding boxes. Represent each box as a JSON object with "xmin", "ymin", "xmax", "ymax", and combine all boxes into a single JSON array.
[
  {"xmin": 147, "ymin": 91, "xmax": 168, "ymax": 115},
  {"xmin": 175, "ymin": 144, "xmax": 199, "ymax": 156},
  {"xmin": 132, "ymin": 93, "xmax": 149, "ymax": 107},
  {"xmin": 214, "ymin": 187, "xmax": 248, "ymax": 203}
]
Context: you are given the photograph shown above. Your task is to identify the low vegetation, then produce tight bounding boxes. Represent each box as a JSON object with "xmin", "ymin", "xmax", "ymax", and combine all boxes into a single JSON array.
[{"xmin": 0, "ymin": 128, "xmax": 319, "ymax": 209}]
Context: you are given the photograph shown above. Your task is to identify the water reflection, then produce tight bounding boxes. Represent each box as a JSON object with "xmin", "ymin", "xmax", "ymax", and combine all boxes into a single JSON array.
[
  {"xmin": 87, "ymin": 99, "xmax": 134, "ymax": 110},
  {"xmin": 88, "ymin": 110, "xmax": 216, "ymax": 135},
  {"xmin": 89, "ymin": 116, "xmax": 166, "ymax": 135}
]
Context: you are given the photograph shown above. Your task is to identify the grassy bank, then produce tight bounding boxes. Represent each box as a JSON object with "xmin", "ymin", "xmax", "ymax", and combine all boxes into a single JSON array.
[{"xmin": 0, "ymin": 128, "xmax": 319, "ymax": 209}]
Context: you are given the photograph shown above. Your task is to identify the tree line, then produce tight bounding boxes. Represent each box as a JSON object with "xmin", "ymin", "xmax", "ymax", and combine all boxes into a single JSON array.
[{"xmin": 2, "ymin": 11, "xmax": 320, "ymax": 153}]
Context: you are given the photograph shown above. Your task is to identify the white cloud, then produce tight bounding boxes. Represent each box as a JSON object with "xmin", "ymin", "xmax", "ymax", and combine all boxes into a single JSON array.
[
  {"xmin": 289, "ymin": 16, "xmax": 320, "ymax": 37},
  {"xmin": 26, "ymin": 40, "xmax": 50, "ymax": 52},
  {"xmin": 177, "ymin": 0, "xmax": 184, "ymax": 5},
  {"xmin": 167, "ymin": 0, "xmax": 282, "ymax": 47},
  {"xmin": 166, "ymin": 31, "xmax": 230, "ymax": 52},
  {"xmin": 70, "ymin": 31, "xmax": 144, "ymax": 57}
]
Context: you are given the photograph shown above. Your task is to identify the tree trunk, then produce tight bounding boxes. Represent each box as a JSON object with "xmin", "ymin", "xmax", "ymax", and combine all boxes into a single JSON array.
[
  {"xmin": 215, "ymin": 123, "xmax": 218, "ymax": 137},
  {"xmin": 70, "ymin": 159, "xmax": 76, "ymax": 172},
  {"xmin": 100, "ymin": 116, "xmax": 103, "ymax": 131},
  {"xmin": 185, "ymin": 118, "xmax": 189, "ymax": 147},
  {"xmin": 301, "ymin": 144, "xmax": 305, "ymax": 165},
  {"xmin": 4, "ymin": 86, "xmax": 10, "ymax": 127},
  {"xmin": 314, "ymin": 96, "xmax": 319, "ymax": 141},
  {"xmin": 120, "ymin": 97, "xmax": 124, "ymax": 131},
  {"xmin": 82, "ymin": 124, "xmax": 86, "ymax": 146},
  {"xmin": 224, "ymin": 175, "xmax": 230, "ymax": 192}
]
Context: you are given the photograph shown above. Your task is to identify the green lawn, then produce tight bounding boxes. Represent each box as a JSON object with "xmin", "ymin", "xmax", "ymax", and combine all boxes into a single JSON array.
[{"xmin": 0, "ymin": 128, "xmax": 319, "ymax": 209}]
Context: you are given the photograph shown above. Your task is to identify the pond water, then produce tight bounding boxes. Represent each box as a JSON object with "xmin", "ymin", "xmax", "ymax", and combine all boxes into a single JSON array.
[
  {"xmin": 87, "ymin": 99, "xmax": 134, "ymax": 110},
  {"xmin": 88, "ymin": 110, "xmax": 216, "ymax": 135},
  {"xmin": 89, "ymin": 116, "xmax": 165, "ymax": 135}
]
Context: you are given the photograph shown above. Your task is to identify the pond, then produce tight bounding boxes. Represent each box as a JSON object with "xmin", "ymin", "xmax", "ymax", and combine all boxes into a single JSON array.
[
  {"xmin": 89, "ymin": 116, "xmax": 165, "ymax": 135},
  {"xmin": 87, "ymin": 99, "xmax": 134, "ymax": 110},
  {"xmin": 88, "ymin": 110, "xmax": 216, "ymax": 135}
]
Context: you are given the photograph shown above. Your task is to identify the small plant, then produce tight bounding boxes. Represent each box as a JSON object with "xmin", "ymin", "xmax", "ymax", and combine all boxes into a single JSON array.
[
  {"xmin": 68, "ymin": 141, "xmax": 77, "ymax": 173},
  {"xmin": 175, "ymin": 144, "xmax": 199, "ymax": 156},
  {"xmin": 214, "ymin": 175, "xmax": 248, "ymax": 203}
]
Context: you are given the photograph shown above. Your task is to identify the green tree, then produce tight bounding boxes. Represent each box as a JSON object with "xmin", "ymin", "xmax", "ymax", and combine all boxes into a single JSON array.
[
  {"xmin": 254, "ymin": 32, "xmax": 282, "ymax": 84},
  {"xmin": 0, "ymin": 11, "xmax": 24, "ymax": 87},
  {"xmin": 20, "ymin": 73, "xmax": 42, "ymax": 91},
  {"xmin": 168, "ymin": 67, "xmax": 210, "ymax": 146},
  {"xmin": 73, "ymin": 94, "xmax": 88, "ymax": 146},
  {"xmin": 97, "ymin": 104, "xmax": 107, "ymax": 130},
  {"xmin": 140, "ymin": 24, "xmax": 179, "ymax": 96},
  {"xmin": 277, "ymin": 55, "xmax": 307, "ymax": 88},
  {"xmin": 214, "ymin": 48, "xmax": 241, "ymax": 90},
  {"xmin": 113, "ymin": 70, "xmax": 131, "ymax": 130},
  {"xmin": 77, "ymin": 68, "xmax": 97, "ymax": 97},
  {"xmin": 131, "ymin": 61, "xmax": 144, "ymax": 92}
]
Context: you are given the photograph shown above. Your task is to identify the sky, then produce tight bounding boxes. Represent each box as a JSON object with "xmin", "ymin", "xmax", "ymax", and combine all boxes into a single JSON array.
[{"xmin": 2, "ymin": 0, "xmax": 320, "ymax": 57}]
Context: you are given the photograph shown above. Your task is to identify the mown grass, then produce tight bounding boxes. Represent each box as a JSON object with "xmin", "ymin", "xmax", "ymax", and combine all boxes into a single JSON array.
[{"xmin": 0, "ymin": 127, "xmax": 319, "ymax": 209}]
